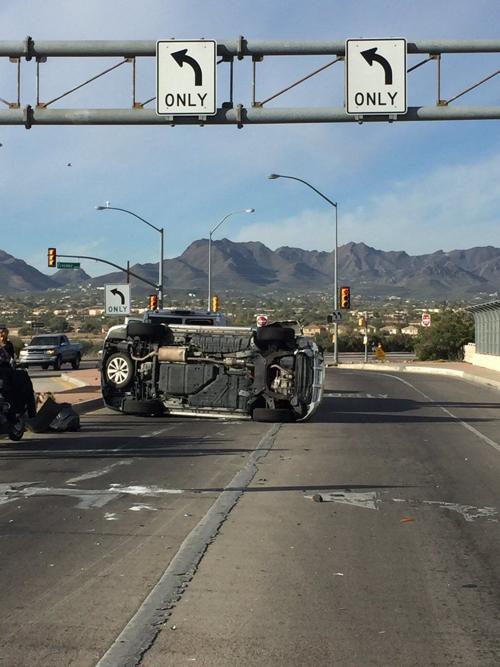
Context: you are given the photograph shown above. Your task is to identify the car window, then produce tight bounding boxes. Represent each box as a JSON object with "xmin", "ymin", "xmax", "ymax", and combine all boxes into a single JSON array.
[
  {"xmin": 30, "ymin": 336, "xmax": 60, "ymax": 346},
  {"xmin": 184, "ymin": 318, "xmax": 215, "ymax": 325}
]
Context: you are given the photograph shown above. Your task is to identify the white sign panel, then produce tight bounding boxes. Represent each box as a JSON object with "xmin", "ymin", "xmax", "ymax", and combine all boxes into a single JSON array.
[
  {"xmin": 346, "ymin": 38, "xmax": 407, "ymax": 115},
  {"xmin": 105, "ymin": 284, "xmax": 131, "ymax": 317},
  {"xmin": 329, "ymin": 311, "xmax": 343, "ymax": 322},
  {"xmin": 421, "ymin": 312, "xmax": 431, "ymax": 327},
  {"xmin": 157, "ymin": 40, "xmax": 217, "ymax": 116}
]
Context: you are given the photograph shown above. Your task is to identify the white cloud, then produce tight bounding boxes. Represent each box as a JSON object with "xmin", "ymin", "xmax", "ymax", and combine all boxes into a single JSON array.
[{"xmin": 235, "ymin": 150, "xmax": 500, "ymax": 254}]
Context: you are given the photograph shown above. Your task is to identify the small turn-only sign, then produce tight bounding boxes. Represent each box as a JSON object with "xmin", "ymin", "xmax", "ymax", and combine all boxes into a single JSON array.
[
  {"xmin": 157, "ymin": 40, "xmax": 217, "ymax": 116},
  {"xmin": 346, "ymin": 38, "xmax": 407, "ymax": 115},
  {"xmin": 105, "ymin": 284, "xmax": 131, "ymax": 317}
]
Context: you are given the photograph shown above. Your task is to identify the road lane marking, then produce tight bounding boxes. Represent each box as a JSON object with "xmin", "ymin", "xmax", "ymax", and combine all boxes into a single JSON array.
[
  {"xmin": 347, "ymin": 371, "xmax": 500, "ymax": 455},
  {"xmin": 304, "ymin": 490, "xmax": 498, "ymax": 522},
  {"xmin": 96, "ymin": 422, "xmax": 282, "ymax": 667},
  {"xmin": 305, "ymin": 490, "xmax": 380, "ymax": 509},
  {"xmin": 140, "ymin": 426, "xmax": 176, "ymax": 439},
  {"xmin": 65, "ymin": 460, "xmax": 132, "ymax": 485},
  {"xmin": 108, "ymin": 484, "xmax": 184, "ymax": 496}
]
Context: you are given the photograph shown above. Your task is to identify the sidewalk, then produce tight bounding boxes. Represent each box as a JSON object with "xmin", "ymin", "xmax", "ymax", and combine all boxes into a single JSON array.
[
  {"xmin": 332, "ymin": 358, "xmax": 500, "ymax": 393},
  {"xmin": 35, "ymin": 368, "xmax": 103, "ymax": 415}
]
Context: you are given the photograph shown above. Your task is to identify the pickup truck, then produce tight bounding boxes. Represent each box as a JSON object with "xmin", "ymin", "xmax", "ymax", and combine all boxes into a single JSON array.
[{"xmin": 18, "ymin": 334, "xmax": 82, "ymax": 370}]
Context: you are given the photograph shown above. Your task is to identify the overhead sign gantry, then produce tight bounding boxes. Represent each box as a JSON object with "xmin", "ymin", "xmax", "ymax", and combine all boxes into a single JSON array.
[{"xmin": 0, "ymin": 37, "xmax": 498, "ymax": 127}]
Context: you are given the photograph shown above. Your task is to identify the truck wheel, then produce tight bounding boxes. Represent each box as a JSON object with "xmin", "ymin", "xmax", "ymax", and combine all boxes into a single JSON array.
[
  {"xmin": 252, "ymin": 407, "xmax": 296, "ymax": 423},
  {"xmin": 127, "ymin": 321, "xmax": 167, "ymax": 341},
  {"xmin": 255, "ymin": 327, "xmax": 295, "ymax": 348},
  {"xmin": 105, "ymin": 353, "xmax": 134, "ymax": 389},
  {"xmin": 53, "ymin": 356, "xmax": 62, "ymax": 371},
  {"xmin": 71, "ymin": 354, "xmax": 81, "ymax": 370},
  {"xmin": 41, "ymin": 363, "xmax": 49, "ymax": 370}
]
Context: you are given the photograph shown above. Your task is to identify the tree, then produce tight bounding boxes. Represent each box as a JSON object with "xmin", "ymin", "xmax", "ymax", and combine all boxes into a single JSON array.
[{"xmin": 414, "ymin": 309, "xmax": 474, "ymax": 361}]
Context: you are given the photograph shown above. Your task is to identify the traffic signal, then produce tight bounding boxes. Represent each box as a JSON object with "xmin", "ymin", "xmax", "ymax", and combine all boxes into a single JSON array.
[
  {"xmin": 358, "ymin": 316, "xmax": 366, "ymax": 328},
  {"xmin": 47, "ymin": 247, "xmax": 57, "ymax": 268},
  {"xmin": 148, "ymin": 294, "xmax": 158, "ymax": 310},
  {"xmin": 211, "ymin": 295, "xmax": 220, "ymax": 312},
  {"xmin": 340, "ymin": 286, "xmax": 351, "ymax": 309}
]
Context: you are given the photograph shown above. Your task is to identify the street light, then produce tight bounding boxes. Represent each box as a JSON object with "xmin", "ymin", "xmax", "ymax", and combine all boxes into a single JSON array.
[
  {"xmin": 207, "ymin": 208, "xmax": 255, "ymax": 312},
  {"xmin": 268, "ymin": 173, "xmax": 340, "ymax": 365},
  {"xmin": 96, "ymin": 203, "xmax": 165, "ymax": 309}
]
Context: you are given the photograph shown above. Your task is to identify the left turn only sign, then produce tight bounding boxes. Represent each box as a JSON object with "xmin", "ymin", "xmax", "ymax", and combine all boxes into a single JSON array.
[
  {"xmin": 105, "ymin": 284, "xmax": 131, "ymax": 317},
  {"xmin": 157, "ymin": 40, "xmax": 217, "ymax": 116}
]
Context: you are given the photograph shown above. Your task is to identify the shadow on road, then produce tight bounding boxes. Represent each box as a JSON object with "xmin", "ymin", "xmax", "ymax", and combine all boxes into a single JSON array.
[{"xmin": 312, "ymin": 396, "xmax": 500, "ymax": 424}]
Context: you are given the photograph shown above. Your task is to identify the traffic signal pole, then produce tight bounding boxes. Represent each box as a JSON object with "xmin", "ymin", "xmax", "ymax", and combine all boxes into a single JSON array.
[
  {"xmin": 54, "ymin": 253, "xmax": 159, "ymax": 290},
  {"xmin": 364, "ymin": 310, "xmax": 368, "ymax": 363},
  {"xmin": 333, "ymin": 203, "xmax": 338, "ymax": 366}
]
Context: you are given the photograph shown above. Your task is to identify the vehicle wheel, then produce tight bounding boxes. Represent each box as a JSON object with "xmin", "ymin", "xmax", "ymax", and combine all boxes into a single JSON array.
[
  {"xmin": 255, "ymin": 326, "xmax": 295, "ymax": 346},
  {"xmin": 252, "ymin": 407, "xmax": 296, "ymax": 423},
  {"xmin": 71, "ymin": 354, "xmax": 81, "ymax": 370},
  {"xmin": 41, "ymin": 363, "xmax": 49, "ymax": 370},
  {"xmin": 105, "ymin": 353, "xmax": 134, "ymax": 388},
  {"xmin": 53, "ymin": 356, "xmax": 62, "ymax": 371},
  {"xmin": 127, "ymin": 321, "xmax": 167, "ymax": 341},
  {"xmin": 122, "ymin": 398, "xmax": 164, "ymax": 416}
]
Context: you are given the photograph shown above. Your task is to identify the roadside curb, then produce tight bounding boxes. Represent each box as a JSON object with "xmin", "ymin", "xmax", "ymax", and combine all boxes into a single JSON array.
[
  {"xmin": 331, "ymin": 362, "xmax": 500, "ymax": 392},
  {"xmin": 60, "ymin": 373, "xmax": 88, "ymax": 388}
]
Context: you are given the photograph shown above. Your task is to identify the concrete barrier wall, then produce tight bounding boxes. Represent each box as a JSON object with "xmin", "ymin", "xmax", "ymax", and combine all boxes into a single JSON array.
[
  {"xmin": 464, "ymin": 343, "xmax": 476, "ymax": 364},
  {"xmin": 471, "ymin": 352, "xmax": 500, "ymax": 373},
  {"xmin": 463, "ymin": 343, "xmax": 500, "ymax": 372}
]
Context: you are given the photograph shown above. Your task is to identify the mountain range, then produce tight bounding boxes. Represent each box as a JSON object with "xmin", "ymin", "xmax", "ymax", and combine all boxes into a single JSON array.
[{"xmin": 2, "ymin": 241, "xmax": 500, "ymax": 299}]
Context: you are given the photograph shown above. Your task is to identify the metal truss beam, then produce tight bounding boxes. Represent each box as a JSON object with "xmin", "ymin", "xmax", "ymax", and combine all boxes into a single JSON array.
[
  {"xmin": 1, "ymin": 38, "xmax": 499, "ymax": 58},
  {"xmin": 1, "ymin": 106, "xmax": 499, "ymax": 128},
  {"xmin": 0, "ymin": 39, "xmax": 498, "ymax": 126}
]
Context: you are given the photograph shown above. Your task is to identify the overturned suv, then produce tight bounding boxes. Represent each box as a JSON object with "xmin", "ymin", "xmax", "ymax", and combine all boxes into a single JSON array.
[{"xmin": 101, "ymin": 320, "xmax": 324, "ymax": 422}]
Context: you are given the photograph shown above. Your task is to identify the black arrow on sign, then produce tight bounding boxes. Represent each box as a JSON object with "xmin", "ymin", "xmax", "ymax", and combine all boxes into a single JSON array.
[
  {"xmin": 171, "ymin": 49, "xmax": 203, "ymax": 86},
  {"xmin": 110, "ymin": 288, "xmax": 125, "ymax": 305},
  {"xmin": 361, "ymin": 47, "xmax": 393, "ymax": 85}
]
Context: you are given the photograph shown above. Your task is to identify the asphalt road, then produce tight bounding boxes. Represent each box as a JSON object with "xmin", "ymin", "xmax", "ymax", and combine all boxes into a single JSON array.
[
  {"xmin": 27, "ymin": 359, "xmax": 98, "ymax": 378},
  {"xmin": 1, "ymin": 369, "xmax": 500, "ymax": 666}
]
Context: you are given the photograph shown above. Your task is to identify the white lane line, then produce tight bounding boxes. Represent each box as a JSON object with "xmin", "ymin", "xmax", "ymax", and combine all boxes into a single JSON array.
[
  {"xmin": 65, "ymin": 460, "xmax": 132, "ymax": 485},
  {"xmin": 346, "ymin": 371, "xmax": 500, "ymax": 455},
  {"xmin": 140, "ymin": 426, "xmax": 176, "ymax": 439},
  {"xmin": 108, "ymin": 484, "xmax": 183, "ymax": 496}
]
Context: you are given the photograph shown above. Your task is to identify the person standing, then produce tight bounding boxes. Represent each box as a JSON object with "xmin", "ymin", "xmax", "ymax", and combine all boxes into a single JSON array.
[{"xmin": 0, "ymin": 327, "xmax": 15, "ymax": 364}]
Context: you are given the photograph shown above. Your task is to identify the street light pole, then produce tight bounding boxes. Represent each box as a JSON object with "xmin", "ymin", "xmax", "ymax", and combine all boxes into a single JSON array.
[
  {"xmin": 268, "ymin": 173, "xmax": 340, "ymax": 365},
  {"xmin": 96, "ymin": 204, "xmax": 165, "ymax": 309},
  {"xmin": 207, "ymin": 208, "xmax": 255, "ymax": 313}
]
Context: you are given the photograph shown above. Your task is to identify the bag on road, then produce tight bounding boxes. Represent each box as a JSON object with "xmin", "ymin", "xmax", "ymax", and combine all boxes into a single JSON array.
[{"xmin": 49, "ymin": 403, "xmax": 80, "ymax": 432}]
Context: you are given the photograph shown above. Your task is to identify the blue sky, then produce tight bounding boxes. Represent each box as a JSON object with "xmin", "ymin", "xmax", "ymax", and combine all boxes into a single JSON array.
[{"xmin": 0, "ymin": 1, "xmax": 499, "ymax": 276}]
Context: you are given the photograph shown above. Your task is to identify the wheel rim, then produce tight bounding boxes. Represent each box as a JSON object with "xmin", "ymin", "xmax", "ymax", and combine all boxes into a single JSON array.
[{"xmin": 107, "ymin": 357, "xmax": 130, "ymax": 385}]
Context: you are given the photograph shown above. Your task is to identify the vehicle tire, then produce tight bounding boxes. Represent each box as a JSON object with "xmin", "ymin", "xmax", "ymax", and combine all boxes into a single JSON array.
[
  {"xmin": 105, "ymin": 353, "xmax": 134, "ymax": 389},
  {"xmin": 255, "ymin": 326, "xmax": 295, "ymax": 346},
  {"xmin": 71, "ymin": 354, "xmax": 81, "ymax": 370},
  {"xmin": 41, "ymin": 363, "xmax": 49, "ymax": 370},
  {"xmin": 252, "ymin": 407, "xmax": 296, "ymax": 423},
  {"xmin": 53, "ymin": 356, "xmax": 62, "ymax": 371},
  {"xmin": 127, "ymin": 321, "xmax": 166, "ymax": 340},
  {"xmin": 122, "ymin": 398, "xmax": 164, "ymax": 416}
]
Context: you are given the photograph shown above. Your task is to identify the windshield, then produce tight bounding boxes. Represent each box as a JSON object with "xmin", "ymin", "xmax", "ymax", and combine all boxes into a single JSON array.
[{"xmin": 29, "ymin": 336, "xmax": 60, "ymax": 346}]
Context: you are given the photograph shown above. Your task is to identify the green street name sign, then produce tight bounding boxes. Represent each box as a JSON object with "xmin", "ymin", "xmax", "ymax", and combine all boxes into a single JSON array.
[{"xmin": 57, "ymin": 261, "xmax": 80, "ymax": 269}]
